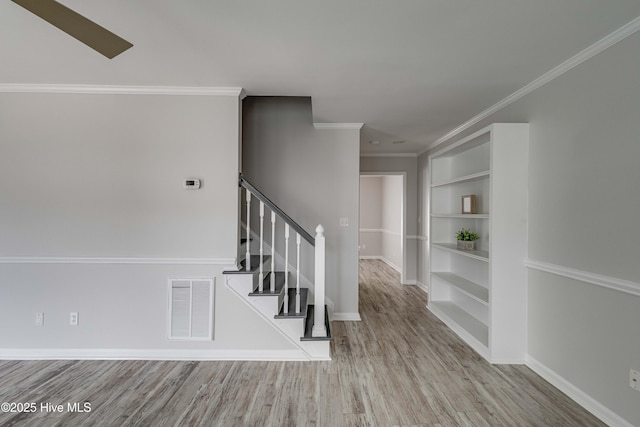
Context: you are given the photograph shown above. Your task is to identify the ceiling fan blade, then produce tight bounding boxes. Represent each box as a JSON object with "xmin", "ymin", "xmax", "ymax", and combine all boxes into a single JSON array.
[{"xmin": 11, "ymin": 0, "xmax": 133, "ymax": 59}]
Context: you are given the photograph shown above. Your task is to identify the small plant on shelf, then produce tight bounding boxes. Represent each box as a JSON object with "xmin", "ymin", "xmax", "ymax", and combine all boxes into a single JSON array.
[{"xmin": 456, "ymin": 228, "xmax": 479, "ymax": 250}]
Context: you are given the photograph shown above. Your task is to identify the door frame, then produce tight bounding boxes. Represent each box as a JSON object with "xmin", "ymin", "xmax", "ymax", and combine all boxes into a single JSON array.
[{"xmin": 359, "ymin": 172, "xmax": 407, "ymax": 284}]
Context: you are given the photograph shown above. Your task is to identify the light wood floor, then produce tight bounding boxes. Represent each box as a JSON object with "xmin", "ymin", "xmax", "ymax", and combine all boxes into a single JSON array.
[{"xmin": 0, "ymin": 259, "xmax": 604, "ymax": 426}]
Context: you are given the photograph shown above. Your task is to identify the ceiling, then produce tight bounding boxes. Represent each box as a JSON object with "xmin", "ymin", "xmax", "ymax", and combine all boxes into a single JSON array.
[{"xmin": 2, "ymin": 1, "xmax": 639, "ymax": 154}]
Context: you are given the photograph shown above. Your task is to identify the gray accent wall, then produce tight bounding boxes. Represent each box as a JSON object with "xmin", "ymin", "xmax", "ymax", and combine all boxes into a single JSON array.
[
  {"xmin": 419, "ymin": 32, "xmax": 640, "ymax": 425},
  {"xmin": 0, "ymin": 92, "xmax": 296, "ymax": 353},
  {"xmin": 242, "ymin": 97, "xmax": 361, "ymax": 318}
]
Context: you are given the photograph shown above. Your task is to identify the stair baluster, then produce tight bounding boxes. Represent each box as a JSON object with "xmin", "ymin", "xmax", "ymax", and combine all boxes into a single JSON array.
[
  {"xmin": 259, "ymin": 201, "xmax": 265, "ymax": 292},
  {"xmin": 245, "ymin": 190, "xmax": 251, "ymax": 271},
  {"xmin": 270, "ymin": 211, "xmax": 276, "ymax": 292},
  {"xmin": 284, "ymin": 224, "xmax": 290, "ymax": 314},
  {"xmin": 296, "ymin": 233, "xmax": 301, "ymax": 313}
]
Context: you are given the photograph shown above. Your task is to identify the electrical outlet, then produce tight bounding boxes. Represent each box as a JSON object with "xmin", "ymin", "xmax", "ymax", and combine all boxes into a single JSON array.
[
  {"xmin": 35, "ymin": 312, "xmax": 44, "ymax": 327},
  {"xmin": 69, "ymin": 312, "xmax": 79, "ymax": 326},
  {"xmin": 340, "ymin": 217, "xmax": 349, "ymax": 227},
  {"xmin": 631, "ymin": 369, "xmax": 640, "ymax": 392}
]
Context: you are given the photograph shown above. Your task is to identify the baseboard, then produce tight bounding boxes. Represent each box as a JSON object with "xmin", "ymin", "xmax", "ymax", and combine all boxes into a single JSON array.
[
  {"xmin": 416, "ymin": 281, "xmax": 429, "ymax": 294},
  {"xmin": 526, "ymin": 355, "xmax": 634, "ymax": 427},
  {"xmin": 489, "ymin": 357, "xmax": 526, "ymax": 365},
  {"xmin": 331, "ymin": 312, "xmax": 362, "ymax": 321},
  {"xmin": 0, "ymin": 348, "xmax": 310, "ymax": 361}
]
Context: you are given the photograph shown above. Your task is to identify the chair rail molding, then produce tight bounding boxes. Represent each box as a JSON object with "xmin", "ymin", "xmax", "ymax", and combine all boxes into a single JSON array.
[{"xmin": 525, "ymin": 258, "xmax": 640, "ymax": 297}]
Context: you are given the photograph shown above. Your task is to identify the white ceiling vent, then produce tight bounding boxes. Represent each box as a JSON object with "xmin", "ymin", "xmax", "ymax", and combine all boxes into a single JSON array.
[{"xmin": 168, "ymin": 278, "xmax": 214, "ymax": 340}]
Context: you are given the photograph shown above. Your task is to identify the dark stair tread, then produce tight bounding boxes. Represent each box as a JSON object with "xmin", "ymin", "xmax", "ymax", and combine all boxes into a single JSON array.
[
  {"xmin": 301, "ymin": 304, "xmax": 332, "ymax": 341},
  {"xmin": 223, "ymin": 255, "xmax": 271, "ymax": 274},
  {"xmin": 240, "ymin": 237, "xmax": 253, "ymax": 245},
  {"xmin": 249, "ymin": 272, "xmax": 286, "ymax": 296},
  {"xmin": 275, "ymin": 288, "xmax": 309, "ymax": 318}
]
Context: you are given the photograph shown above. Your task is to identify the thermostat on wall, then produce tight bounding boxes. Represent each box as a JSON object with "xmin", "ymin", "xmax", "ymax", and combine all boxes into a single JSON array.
[{"xmin": 184, "ymin": 179, "xmax": 201, "ymax": 189}]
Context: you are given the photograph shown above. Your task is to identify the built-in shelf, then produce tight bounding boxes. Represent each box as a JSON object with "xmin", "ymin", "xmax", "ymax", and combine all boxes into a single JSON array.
[
  {"xmin": 429, "ymin": 301, "xmax": 489, "ymax": 347},
  {"xmin": 428, "ymin": 123, "xmax": 529, "ymax": 363},
  {"xmin": 431, "ymin": 170, "xmax": 490, "ymax": 188},
  {"xmin": 431, "ymin": 213, "xmax": 489, "ymax": 219},
  {"xmin": 431, "ymin": 243, "xmax": 489, "ymax": 262},
  {"xmin": 431, "ymin": 272, "xmax": 489, "ymax": 305}
]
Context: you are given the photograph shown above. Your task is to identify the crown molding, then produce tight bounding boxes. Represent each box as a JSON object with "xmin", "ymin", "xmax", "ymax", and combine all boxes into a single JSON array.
[
  {"xmin": 313, "ymin": 123, "xmax": 364, "ymax": 130},
  {"xmin": 360, "ymin": 153, "xmax": 417, "ymax": 158},
  {"xmin": 421, "ymin": 15, "xmax": 640, "ymax": 155},
  {"xmin": 0, "ymin": 84, "xmax": 244, "ymax": 97}
]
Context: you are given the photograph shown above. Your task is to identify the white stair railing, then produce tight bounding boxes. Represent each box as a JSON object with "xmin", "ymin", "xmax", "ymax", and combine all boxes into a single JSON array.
[
  {"xmin": 270, "ymin": 212, "xmax": 276, "ymax": 292},
  {"xmin": 259, "ymin": 201, "xmax": 265, "ymax": 292},
  {"xmin": 296, "ymin": 233, "xmax": 301, "ymax": 313},
  {"xmin": 284, "ymin": 224, "xmax": 290, "ymax": 314},
  {"xmin": 245, "ymin": 191, "xmax": 251, "ymax": 271},
  {"xmin": 239, "ymin": 175, "xmax": 328, "ymax": 338}
]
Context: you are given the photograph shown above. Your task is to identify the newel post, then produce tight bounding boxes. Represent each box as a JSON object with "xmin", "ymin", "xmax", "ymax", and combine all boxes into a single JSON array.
[{"xmin": 312, "ymin": 224, "xmax": 327, "ymax": 337}]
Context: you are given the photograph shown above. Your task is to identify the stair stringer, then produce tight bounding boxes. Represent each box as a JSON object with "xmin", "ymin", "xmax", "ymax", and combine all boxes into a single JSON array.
[{"xmin": 224, "ymin": 273, "xmax": 330, "ymax": 360}]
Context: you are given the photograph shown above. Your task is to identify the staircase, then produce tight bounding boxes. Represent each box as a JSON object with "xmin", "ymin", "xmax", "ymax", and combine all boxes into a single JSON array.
[{"xmin": 223, "ymin": 175, "xmax": 331, "ymax": 361}]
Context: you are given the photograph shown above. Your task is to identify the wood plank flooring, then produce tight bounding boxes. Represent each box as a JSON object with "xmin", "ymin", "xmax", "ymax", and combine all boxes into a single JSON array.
[{"xmin": 0, "ymin": 259, "xmax": 604, "ymax": 426}]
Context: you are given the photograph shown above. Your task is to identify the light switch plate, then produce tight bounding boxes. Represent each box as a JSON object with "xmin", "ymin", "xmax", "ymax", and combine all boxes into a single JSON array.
[{"xmin": 631, "ymin": 369, "xmax": 640, "ymax": 391}]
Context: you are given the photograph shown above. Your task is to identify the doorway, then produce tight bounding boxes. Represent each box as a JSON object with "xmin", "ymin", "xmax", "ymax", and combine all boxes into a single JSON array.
[{"xmin": 359, "ymin": 173, "xmax": 407, "ymax": 283}]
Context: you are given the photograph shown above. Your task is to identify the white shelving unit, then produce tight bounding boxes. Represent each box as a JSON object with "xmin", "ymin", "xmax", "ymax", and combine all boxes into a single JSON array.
[{"xmin": 428, "ymin": 123, "xmax": 529, "ymax": 363}]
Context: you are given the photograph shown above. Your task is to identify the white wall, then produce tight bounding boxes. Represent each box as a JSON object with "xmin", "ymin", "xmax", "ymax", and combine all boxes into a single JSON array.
[
  {"xmin": 381, "ymin": 175, "xmax": 402, "ymax": 271},
  {"xmin": 419, "ymin": 32, "xmax": 640, "ymax": 426},
  {"xmin": 359, "ymin": 175, "xmax": 403, "ymax": 272},
  {"xmin": 360, "ymin": 156, "xmax": 418, "ymax": 284},
  {"xmin": 0, "ymin": 91, "xmax": 297, "ymax": 356},
  {"xmin": 242, "ymin": 97, "xmax": 361, "ymax": 319},
  {"xmin": 359, "ymin": 176, "xmax": 383, "ymax": 257}
]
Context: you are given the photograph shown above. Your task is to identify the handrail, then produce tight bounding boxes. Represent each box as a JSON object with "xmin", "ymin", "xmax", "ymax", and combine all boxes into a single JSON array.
[{"xmin": 239, "ymin": 174, "xmax": 315, "ymax": 245}]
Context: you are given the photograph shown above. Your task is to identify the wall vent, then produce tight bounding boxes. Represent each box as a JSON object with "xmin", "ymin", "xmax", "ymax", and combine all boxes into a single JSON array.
[{"xmin": 168, "ymin": 278, "xmax": 214, "ymax": 340}]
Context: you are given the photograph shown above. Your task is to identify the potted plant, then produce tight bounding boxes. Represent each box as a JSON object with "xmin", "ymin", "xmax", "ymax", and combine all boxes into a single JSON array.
[{"xmin": 456, "ymin": 228, "xmax": 479, "ymax": 250}]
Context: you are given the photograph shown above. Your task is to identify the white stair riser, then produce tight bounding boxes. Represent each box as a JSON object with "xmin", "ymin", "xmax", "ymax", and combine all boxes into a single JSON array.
[
  {"xmin": 273, "ymin": 317, "xmax": 305, "ymax": 341},
  {"xmin": 225, "ymin": 274, "xmax": 255, "ymax": 295},
  {"xmin": 250, "ymin": 296, "xmax": 281, "ymax": 318}
]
